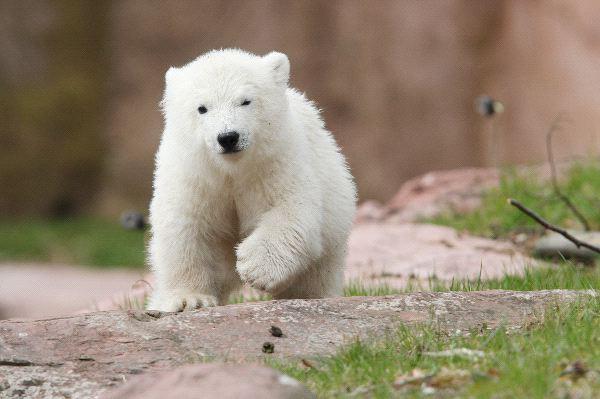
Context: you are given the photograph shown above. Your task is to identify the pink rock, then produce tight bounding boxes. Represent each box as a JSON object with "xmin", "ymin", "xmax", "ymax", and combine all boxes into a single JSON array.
[
  {"xmin": 384, "ymin": 168, "xmax": 499, "ymax": 223},
  {"xmin": 346, "ymin": 223, "xmax": 535, "ymax": 288},
  {"xmin": 100, "ymin": 364, "xmax": 314, "ymax": 399},
  {"xmin": 355, "ymin": 200, "xmax": 387, "ymax": 223}
]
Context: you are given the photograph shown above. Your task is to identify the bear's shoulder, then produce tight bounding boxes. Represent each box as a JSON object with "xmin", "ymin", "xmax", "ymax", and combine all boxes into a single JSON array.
[{"xmin": 286, "ymin": 88, "xmax": 325, "ymax": 130}]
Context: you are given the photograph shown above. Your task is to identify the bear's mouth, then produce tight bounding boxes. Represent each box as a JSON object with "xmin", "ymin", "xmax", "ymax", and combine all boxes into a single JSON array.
[{"xmin": 221, "ymin": 148, "xmax": 242, "ymax": 155}]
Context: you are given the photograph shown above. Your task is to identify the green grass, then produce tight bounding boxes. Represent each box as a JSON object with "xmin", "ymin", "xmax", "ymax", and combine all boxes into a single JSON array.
[
  {"xmin": 344, "ymin": 264, "xmax": 600, "ymax": 296},
  {"xmin": 272, "ymin": 296, "xmax": 599, "ymax": 398},
  {"xmin": 228, "ymin": 292, "xmax": 272, "ymax": 304},
  {"xmin": 273, "ymin": 267, "xmax": 600, "ymax": 398},
  {"xmin": 0, "ymin": 217, "xmax": 147, "ymax": 268},
  {"xmin": 429, "ymin": 162, "xmax": 600, "ymax": 238}
]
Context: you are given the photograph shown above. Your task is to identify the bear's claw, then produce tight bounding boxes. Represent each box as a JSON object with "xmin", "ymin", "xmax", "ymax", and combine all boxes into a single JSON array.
[{"xmin": 148, "ymin": 292, "xmax": 219, "ymax": 312}]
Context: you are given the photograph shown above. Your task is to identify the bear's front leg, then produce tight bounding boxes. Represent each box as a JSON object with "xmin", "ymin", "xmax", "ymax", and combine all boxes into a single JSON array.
[
  {"xmin": 236, "ymin": 205, "xmax": 322, "ymax": 293},
  {"xmin": 147, "ymin": 223, "xmax": 229, "ymax": 312}
]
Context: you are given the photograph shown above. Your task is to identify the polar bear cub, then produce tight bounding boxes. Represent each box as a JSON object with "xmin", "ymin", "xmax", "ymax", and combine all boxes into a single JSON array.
[{"xmin": 147, "ymin": 49, "xmax": 356, "ymax": 312}]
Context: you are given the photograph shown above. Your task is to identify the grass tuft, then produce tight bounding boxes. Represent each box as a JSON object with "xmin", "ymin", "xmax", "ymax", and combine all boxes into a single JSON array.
[
  {"xmin": 429, "ymin": 162, "xmax": 600, "ymax": 237},
  {"xmin": 345, "ymin": 264, "xmax": 600, "ymax": 295}
]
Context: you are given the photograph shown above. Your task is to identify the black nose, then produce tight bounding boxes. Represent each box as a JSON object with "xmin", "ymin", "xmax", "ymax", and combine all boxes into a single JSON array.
[{"xmin": 217, "ymin": 131, "xmax": 240, "ymax": 152}]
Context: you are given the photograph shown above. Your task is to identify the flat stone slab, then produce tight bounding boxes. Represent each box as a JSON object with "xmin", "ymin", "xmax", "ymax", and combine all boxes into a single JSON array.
[
  {"xmin": 346, "ymin": 223, "xmax": 535, "ymax": 287},
  {"xmin": 0, "ymin": 290, "xmax": 593, "ymax": 398},
  {"xmin": 384, "ymin": 168, "xmax": 500, "ymax": 223}
]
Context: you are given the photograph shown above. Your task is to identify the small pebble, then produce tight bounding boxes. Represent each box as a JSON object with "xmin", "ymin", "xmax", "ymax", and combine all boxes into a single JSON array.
[
  {"xmin": 262, "ymin": 342, "xmax": 275, "ymax": 354},
  {"xmin": 21, "ymin": 379, "xmax": 43, "ymax": 387},
  {"xmin": 270, "ymin": 325, "xmax": 283, "ymax": 337},
  {"xmin": 129, "ymin": 368, "xmax": 143, "ymax": 375}
]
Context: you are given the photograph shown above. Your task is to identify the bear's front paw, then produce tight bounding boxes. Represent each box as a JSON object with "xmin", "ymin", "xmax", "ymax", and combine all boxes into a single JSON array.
[
  {"xmin": 236, "ymin": 258, "xmax": 276, "ymax": 292},
  {"xmin": 236, "ymin": 240, "xmax": 287, "ymax": 293},
  {"xmin": 147, "ymin": 291, "xmax": 219, "ymax": 312}
]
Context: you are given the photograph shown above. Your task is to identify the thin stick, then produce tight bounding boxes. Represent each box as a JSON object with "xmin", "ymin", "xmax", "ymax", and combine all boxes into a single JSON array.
[
  {"xmin": 546, "ymin": 116, "xmax": 591, "ymax": 231},
  {"xmin": 508, "ymin": 198, "xmax": 600, "ymax": 254}
]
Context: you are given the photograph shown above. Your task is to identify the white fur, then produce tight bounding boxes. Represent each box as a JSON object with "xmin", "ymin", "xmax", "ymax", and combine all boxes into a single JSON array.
[{"xmin": 147, "ymin": 49, "xmax": 357, "ymax": 311}]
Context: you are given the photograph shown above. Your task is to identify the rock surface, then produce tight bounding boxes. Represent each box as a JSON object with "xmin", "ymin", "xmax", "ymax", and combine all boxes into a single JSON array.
[
  {"xmin": 100, "ymin": 364, "xmax": 314, "ymax": 399},
  {"xmin": 354, "ymin": 168, "xmax": 500, "ymax": 224},
  {"xmin": 534, "ymin": 231, "xmax": 600, "ymax": 262},
  {"xmin": 384, "ymin": 168, "xmax": 500, "ymax": 223},
  {"xmin": 346, "ymin": 223, "xmax": 535, "ymax": 288},
  {"xmin": 0, "ymin": 290, "xmax": 592, "ymax": 398}
]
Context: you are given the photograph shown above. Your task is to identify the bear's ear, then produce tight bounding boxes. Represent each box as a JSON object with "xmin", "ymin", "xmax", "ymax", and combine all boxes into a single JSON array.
[
  {"xmin": 165, "ymin": 66, "xmax": 181, "ymax": 85},
  {"xmin": 263, "ymin": 51, "xmax": 290, "ymax": 86}
]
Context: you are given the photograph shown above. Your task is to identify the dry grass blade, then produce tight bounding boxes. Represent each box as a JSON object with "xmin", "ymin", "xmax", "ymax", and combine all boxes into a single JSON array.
[{"xmin": 545, "ymin": 116, "xmax": 591, "ymax": 231}]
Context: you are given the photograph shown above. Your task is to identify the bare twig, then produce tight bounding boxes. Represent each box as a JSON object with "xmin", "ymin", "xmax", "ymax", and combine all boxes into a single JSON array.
[
  {"xmin": 508, "ymin": 198, "xmax": 600, "ymax": 254},
  {"xmin": 545, "ymin": 116, "xmax": 591, "ymax": 231}
]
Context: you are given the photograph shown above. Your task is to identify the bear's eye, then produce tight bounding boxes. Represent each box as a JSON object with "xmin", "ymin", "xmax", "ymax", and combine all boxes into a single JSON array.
[
  {"xmin": 241, "ymin": 99, "xmax": 251, "ymax": 106},
  {"xmin": 198, "ymin": 105, "xmax": 208, "ymax": 114}
]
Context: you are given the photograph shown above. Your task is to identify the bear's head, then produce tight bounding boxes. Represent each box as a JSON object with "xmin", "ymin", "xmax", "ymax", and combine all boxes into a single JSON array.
[{"xmin": 161, "ymin": 49, "xmax": 290, "ymax": 165}]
